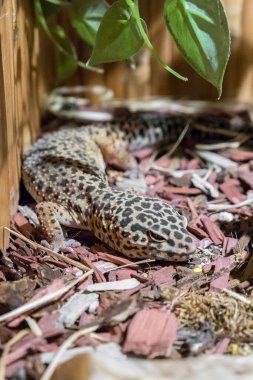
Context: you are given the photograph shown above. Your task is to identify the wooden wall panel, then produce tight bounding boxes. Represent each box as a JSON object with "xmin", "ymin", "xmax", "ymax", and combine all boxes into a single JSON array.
[
  {"xmin": 71, "ymin": 0, "xmax": 253, "ymax": 101},
  {"xmin": 0, "ymin": 0, "xmax": 53, "ymax": 248}
]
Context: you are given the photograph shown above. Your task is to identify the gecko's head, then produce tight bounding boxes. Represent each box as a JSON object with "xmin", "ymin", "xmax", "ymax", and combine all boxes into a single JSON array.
[{"xmin": 112, "ymin": 195, "xmax": 196, "ymax": 261}]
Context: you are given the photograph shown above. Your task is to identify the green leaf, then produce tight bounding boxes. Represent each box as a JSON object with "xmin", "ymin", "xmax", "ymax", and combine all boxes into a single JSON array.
[
  {"xmin": 35, "ymin": 0, "xmax": 74, "ymax": 58},
  {"xmin": 52, "ymin": 26, "xmax": 78, "ymax": 81},
  {"xmin": 36, "ymin": 0, "xmax": 61, "ymax": 18},
  {"xmin": 88, "ymin": 0, "xmax": 145, "ymax": 65},
  {"xmin": 34, "ymin": 0, "xmax": 104, "ymax": 77},
  {"xmin": 35, "ymin": 0, "xmax": 78, "ymax": 71},
  {"xmin": 164, "ymin": 0, "xmax": 230, "ymax": 96},
  {"xmin": 69, "ymin": 0, "xmax": 109, "ymax": 46},
  {"xmin": 34, "ymin": 0, "xmax": 59, "ymax": 31},
  {"xmin": 131, "ymin": 0, "xmax": 187, "ymax": 81}
]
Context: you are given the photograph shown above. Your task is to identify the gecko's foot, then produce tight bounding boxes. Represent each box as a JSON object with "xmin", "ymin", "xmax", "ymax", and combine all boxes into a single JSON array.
[
  {"xmin": 40, "ymin": 239, "xmax": 81, "ymax": 253},
  {"xmin": 60, "ymin": 239, "xmax": 81, "ymax": 253}
]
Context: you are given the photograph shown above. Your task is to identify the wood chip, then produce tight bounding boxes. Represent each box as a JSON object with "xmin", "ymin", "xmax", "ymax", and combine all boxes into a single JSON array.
[
  {"xmin": 151, "ymin": 266, "xmax": 176, "ymax": 286},
  {"xmin": 210, "ymin": 257, "xmax": 232, "ymax": 291},
  {"xmin": 200, "ymin": 215, "xmax": 225, "ymax": 245},
  {"xmin": 224, "ymin": 149, "xmax": 253, "ymax": 161},
  {"xmin": 0, "ymin": 271, "xmax": 93, "ymax": 324},
  {"xmin": 222, "ymin": 237, "xmax": 238, "ymax": 256},
  {"xmin": 161, "ymin": 186, "xmax": 202, "ymax": 195},
  {"xmin": 220, "ymin": 179, "xmax": 245, "ymax": 204},
  {"xmin": 213, "ymin": 338, "xmax": 230, "ymax": 354},
  {"xmin": 58, "ymin": 293, "xmax": 99, "ymax": 327},
  {"xmin": 123, "ymin": 309, "xmax": 177, "ymax": 358},
  {"xmin": 238, "ymin": 170, "xmax": 253, "ymax": 188}
]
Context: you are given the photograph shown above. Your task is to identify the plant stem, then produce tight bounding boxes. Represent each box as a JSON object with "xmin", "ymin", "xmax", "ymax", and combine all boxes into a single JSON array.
[{"xmin": 132, "ymin": 0, "xmax": 188, "ymax": 81}]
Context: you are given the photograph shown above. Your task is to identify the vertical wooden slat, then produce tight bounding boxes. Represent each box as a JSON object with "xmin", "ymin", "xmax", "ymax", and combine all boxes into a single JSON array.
[
  {"xmin": 236, "ymin": 0, "xmax": 253, "ymax": 101},
  {"xmin": 0, "ymin": 0, "xmax": 17, "ymax": 248},
  {"xmin": 0, "ymin": 0, "xmax": 53, "ymax": 249}
]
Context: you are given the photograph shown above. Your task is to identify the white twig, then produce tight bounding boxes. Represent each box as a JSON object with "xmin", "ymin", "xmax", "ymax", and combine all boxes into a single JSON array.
[
  {"xmin": 0, "ymin": 330, "xmax": 29, "ymax": 380},
  {"xmin": 4, "ymin": 227, "xmax": 90, "ymax": 272},
  {"xmin": 191, "ymin": 173, "xmax": 219, "ymax": 198},
  {"xmin": 166, "ymin": 119, "xmax": 191, "ymax": 157},
  {"xmin": 223, "ymin": 288, "xmax": 251, "ymax": 305},
  {"xmin": 196, "ymin": 150, "xmax": 238, "ymax": 169},
  {"xmin": 0, "ymin": 270, "xmax": 94, "ymax": 323},
  {"xmin": 195, "ymin": 141, "xmax": 240, "ymax": 151},
  {"xmin": 86, "ymin": 278, "xmax": 140, "ymax": 292},
  {"xmin": 151, "ymin": 166, "xmax": 208, "ymax": 178},
  {"xmin": 147, "ymin": 120, "xmax": 191, "ymax": 173},
  {"xmin": 103, "ymin": 258, "xmax": 155, "ymax": 274},
  {"xmin": 208, "ymin": 198, "xmax": 253, "ymax": 211},
  {"xmin": 41, "ymin": 325, "xmax": 99, "ymax": 380},
  {"xmin": 25, "ymin": 317, "xmax": 42, "ymax": 337}
]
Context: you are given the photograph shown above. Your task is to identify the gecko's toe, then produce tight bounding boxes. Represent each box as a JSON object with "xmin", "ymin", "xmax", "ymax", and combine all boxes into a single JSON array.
[
  {"xmin": 40, "ymin": 239, "xmax": 59, "ymax": 252},
  {"xmin": 40, "ymin": 238, "xmax": 81, "ymax": 253},
  {"xmin": 59, "ymin": 239, "xmax": 81, "ymax": 253}
]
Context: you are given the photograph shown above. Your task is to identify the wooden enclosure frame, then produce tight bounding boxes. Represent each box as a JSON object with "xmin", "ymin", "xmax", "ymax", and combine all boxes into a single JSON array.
[{"xmin": 0, "ymin": 0, "xmax": 52, "ymax": 248}]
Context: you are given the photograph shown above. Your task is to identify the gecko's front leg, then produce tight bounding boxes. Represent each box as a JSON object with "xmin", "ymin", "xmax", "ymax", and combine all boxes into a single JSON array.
[{"xmin": 35, "ymin": 202, "xmax": 81, "ymax": 252}]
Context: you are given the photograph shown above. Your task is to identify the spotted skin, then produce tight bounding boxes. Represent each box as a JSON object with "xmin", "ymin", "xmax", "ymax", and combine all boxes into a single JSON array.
[{"xmin": 22, "ymin": 113, "xmax": 196, "ymax": 261}]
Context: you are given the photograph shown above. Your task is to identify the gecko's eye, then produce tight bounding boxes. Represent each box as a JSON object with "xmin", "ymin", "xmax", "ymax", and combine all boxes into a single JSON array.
[{"xmin": 148, "ymin": 231, "xmax": 166, "ymax": 243}]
